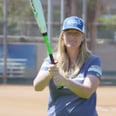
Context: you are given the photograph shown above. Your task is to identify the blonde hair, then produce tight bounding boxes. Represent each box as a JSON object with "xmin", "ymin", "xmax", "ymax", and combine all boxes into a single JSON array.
[{"xmin": 55, "ymin": 32, "xmax": 92, "ymax": 78}]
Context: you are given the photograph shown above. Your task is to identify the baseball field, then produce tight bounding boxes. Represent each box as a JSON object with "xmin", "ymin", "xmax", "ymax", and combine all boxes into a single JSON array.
[{"xmin": 0, "ymin": 85, "xmax": 116, "ymax": 116}]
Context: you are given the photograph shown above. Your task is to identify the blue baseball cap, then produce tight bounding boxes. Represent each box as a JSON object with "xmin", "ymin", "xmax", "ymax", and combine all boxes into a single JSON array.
[{"xmin": 62, "ymin": 16, "xmax": 85, "ymax": 33}]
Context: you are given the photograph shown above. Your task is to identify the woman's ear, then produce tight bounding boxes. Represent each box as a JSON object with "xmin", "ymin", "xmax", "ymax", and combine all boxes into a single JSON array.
[{"xmin": 61, "ymin": 32, "xmax": 64, "ymax": 40}]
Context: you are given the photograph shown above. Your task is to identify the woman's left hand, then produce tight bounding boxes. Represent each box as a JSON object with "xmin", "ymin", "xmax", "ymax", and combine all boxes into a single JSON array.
[{"xmin": 53, "ymin": 73, "xmax": 65, "ymax": 86}]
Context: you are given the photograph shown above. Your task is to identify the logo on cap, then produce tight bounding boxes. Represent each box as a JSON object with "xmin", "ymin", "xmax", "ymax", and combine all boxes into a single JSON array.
[
  {"xmin": 67, "ymin": 18, "xmax": 83, "ymax": 30},
  {"xmin": 63, "ymin": 16, "xmax": 84, "ymax": 33}
]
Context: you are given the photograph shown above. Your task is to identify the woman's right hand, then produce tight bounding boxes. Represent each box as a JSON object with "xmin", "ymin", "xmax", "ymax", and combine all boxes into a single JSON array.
[{"xmin": 48, "ymin": 64, "xmax": 59, "ymax": 78}]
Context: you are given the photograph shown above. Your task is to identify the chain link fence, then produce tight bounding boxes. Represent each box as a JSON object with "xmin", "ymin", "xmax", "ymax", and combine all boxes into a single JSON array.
[{"xmin": 0, "ymin": 0, "xmax": 116, "ymax": 84}]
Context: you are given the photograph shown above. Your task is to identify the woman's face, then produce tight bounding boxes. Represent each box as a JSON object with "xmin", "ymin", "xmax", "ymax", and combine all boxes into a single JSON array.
[{"xmin": 63, "ymin": 30, "xmax": 84, "ymax": 48}]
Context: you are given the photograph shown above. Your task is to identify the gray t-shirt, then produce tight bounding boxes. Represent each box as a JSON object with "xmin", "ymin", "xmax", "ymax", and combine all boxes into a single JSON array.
[{"xmin": 40, "ymin": 55, "xmax": 102, "ymax": 116}]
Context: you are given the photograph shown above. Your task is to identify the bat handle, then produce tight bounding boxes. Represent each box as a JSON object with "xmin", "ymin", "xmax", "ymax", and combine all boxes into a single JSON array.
[
  {"xmin": 49, "ymin": 54, "xmax": 55, "ymax": 64},
  {"xmin": 49, "ymin": 54, "xmax": 63, "ymax": 89}
]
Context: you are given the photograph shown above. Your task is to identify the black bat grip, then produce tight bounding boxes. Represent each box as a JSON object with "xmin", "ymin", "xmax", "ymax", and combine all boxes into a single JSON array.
[{"xmin": 49, "ymin": 54, "xmax": 55, "ymax": 64}]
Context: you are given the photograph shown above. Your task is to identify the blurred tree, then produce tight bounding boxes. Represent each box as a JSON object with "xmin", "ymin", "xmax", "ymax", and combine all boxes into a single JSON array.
[
  {"xmin": 7, "ymin": 0, "xmax": 33, "ymax": 35},
  {"xmin": 87, "ymin": 0, "xmax": 109, "ymax": 52},
  {"xmin": 97, "ymin": 15, "xmax": 116, "ymax": 39},
  {"xmin": 65, "ymin": 0, "xmax": 82, "ymax": 17},
  {"xmin": 86, "ymin": 0, "xmax": 110, "ymax": 51},
  {"xmin": 7, "ymin": 0, "xmax": 33, "ymax": 22},
  {"xmin": 87, "ymin": 0, "xmax": 102, "ymax": 51},
  {"xmin": 0, "ymin": 0, "xmax": 111, "ymax": 42},
  {"xmin": 64, "ymin": 0, "xmax": 109, "ymax": 52}
]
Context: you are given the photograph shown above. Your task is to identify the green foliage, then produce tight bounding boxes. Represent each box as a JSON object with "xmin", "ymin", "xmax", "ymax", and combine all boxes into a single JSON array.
[
  {"xmin": 0, "ymin": 0, "xmax": 34, "ymax": 35},
  {"xmin": 1, "ymin": 0, "xmax": 115, "ymax": 38},
  {"xmin": 99, "ymin": 15, "xmax": 116, "ymax": 25},
  {"xmin": 97, "ymin": 15, "xmax": 116, "ymax": 39}
]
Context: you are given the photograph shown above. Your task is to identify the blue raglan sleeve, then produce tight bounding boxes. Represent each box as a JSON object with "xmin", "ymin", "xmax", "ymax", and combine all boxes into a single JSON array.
[
  {"xmin": 87, "ymin": 56, "xmax": 102, "ymax": 80},
  {"xmin": 40, "ymin": 57, "xmax": 51, "ymax": 71}
]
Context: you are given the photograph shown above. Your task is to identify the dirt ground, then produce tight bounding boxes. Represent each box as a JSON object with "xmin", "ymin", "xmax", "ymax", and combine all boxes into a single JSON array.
[{"xmin": 0, "ymin": 85, "xmax": 116, "ymax": 116}]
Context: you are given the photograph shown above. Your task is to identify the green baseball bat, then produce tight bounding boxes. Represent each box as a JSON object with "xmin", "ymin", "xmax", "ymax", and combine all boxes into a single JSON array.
[
  {"xmin": 30, "ymin": 0, "xmax": 54, "ymax": 64},
  {"xmin": 30, "ymin": 0, "xmax": 63, "ymax": 89}
]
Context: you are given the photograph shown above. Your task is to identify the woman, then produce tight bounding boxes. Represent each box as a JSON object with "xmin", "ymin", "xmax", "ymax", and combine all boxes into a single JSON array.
[{"xmin": 33, "ymin": 16, "xmax": 102, "ymax": 116}]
